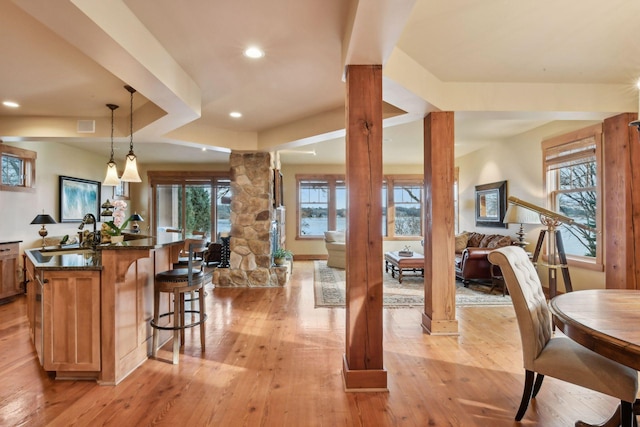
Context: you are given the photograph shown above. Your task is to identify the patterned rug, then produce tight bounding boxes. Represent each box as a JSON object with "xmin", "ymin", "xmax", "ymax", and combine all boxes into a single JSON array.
[{"xmin": 313, "ymin": 261, "xmax": 513, "ymax": 308}]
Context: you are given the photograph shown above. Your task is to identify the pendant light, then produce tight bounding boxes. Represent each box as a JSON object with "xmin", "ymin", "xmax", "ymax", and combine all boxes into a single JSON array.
[
  {"xmin": 103, "ymin": 103, "xmax": 121, "ymax": 186},
  {"xmin": 120, "ymin": 85, "xmax": 142, "ymax": 182}
]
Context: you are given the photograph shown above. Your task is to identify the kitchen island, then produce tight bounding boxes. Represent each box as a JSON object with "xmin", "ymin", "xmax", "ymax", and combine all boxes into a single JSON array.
[{"xmin": 24, "ymin": 234, "xmax": 184, "ymax": 385}]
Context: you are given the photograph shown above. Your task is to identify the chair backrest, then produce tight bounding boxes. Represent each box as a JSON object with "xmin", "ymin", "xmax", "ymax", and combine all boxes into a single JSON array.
[
  {"xmin": 181, "ymin": 237, "xmax": 206, "ymax": 256},
  {"xmin": 487, "ymin": 246, "xmax": 552, "ymax": 370},
  {"xmin": 186, "ymin": 240, "xmax": 209, "ymax": 285}
]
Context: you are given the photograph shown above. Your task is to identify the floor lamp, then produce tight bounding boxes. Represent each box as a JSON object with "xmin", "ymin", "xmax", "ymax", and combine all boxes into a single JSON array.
[{"xmin": 507, "ymin": 196, "xmax": 595, "ymax": 299}]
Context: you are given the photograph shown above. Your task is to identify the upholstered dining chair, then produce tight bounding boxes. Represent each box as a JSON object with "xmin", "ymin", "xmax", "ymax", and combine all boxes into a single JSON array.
[{"xmin": 488, "ymin": 246, "xmax": 638, "ymax": 426}]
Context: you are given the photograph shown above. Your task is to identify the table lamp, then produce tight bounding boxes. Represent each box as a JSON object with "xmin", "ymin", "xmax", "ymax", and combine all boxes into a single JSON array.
[
  {"xmin": 30, "ymin": 211, "xmax": 57, "ymax": 248},
  {"xmin": 129, "ymin": 212, "xmax": 144, "ymax": 233},
  {"xmin": 503, "ymin": 204, "xmax": 540, "ymax": 247}
]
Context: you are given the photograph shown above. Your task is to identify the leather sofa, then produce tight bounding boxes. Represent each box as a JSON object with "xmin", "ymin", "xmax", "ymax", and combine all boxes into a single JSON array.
[
  {"xmin": 455, "ymin": 231, "xmax": 513, "ymax": 285},
  {"xmin": 324, "ymin": 230, "xmax": 346, "ymax": 269}
]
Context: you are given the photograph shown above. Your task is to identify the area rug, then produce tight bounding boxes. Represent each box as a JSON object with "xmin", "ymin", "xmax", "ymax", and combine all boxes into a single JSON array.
[{"xmin": 313, "ymin": 261, "xmax": 512, "ymax": 308}]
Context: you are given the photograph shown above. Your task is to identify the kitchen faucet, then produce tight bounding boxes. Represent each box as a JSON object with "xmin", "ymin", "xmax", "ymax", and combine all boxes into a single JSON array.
[{"xmin": 78, "ymin": 213, "xmax": 100, "ymax": 246}]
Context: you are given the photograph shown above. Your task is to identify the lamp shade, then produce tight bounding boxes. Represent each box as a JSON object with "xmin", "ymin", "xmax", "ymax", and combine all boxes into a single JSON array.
[
  {"xmin": 121, "ymin": 153, "xmax": 141, "ymax": 182},
  {"xmin": 30, "ymin": 214, "xmax": 57, "ymax": 225},
  {"xmin": 103, "ymin": 162, "xmax": 121, "ymax": 186},
  {"xmin": 503, "ymin": 204, "xmax": 540, "ymax": 225},
  {"xmin": 129, "ymin": 213, "xmax": 144, "ymax": 222}
]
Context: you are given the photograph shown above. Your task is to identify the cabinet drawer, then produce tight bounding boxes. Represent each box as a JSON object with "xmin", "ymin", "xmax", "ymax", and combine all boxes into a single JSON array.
[{"xmin": 0, "ymin": 243, "xmax": 18, "ymax": 259}]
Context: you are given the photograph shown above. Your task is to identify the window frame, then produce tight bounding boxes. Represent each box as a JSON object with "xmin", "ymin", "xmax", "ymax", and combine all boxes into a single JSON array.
[
  {"xmin": 541, "ymin": 124, "xmax": 603, "ymax": 271},
  {"xmin": 296, "ymin": 175, "xmax": 345, "ymax": 239},
  {"xmin": 295, "ymin": 174, "xmax": 424, "ymax": 240},
  {"xmin": 148, "ymin": 171, "xmax": 230, "ymax": 239},
  {"xmin": 0, "ymin": 144, "xmax": 36, "ymax": 193},
  {"xmin": 384, "ymin": 175, "xmax": 424, "ymax": 240}
]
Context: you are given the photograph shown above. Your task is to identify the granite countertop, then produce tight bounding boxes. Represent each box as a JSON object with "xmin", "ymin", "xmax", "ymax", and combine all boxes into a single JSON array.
[
  {"xmin": 25, "ymin": 233, "xmax": 184, "ymax": 270},
  {"xmin": 26, "ymin": 248, "xmax": 102, "ymax": 270},
  {"xmin": 0, "ymin": 240, "xmax": 23, "ymax": 245}
]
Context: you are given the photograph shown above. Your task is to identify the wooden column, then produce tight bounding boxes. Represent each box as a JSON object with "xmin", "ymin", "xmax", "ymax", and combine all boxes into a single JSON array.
[
  {"xmin": 604, "ymin": 113, "xmax": 640, "ymax": 290},
  {"xmin": 421, "ymin": 112, "xmax": 459, "ymax": 335},
  {"xmin": 342, "ymin": 65, "xmax": 387, "ymax": 391}
]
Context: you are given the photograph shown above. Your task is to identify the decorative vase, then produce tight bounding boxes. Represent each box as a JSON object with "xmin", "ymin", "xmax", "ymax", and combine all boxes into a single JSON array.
[
  {"xmin": 274, "ymin": 257, "xmax": 286, "ymax": 266},
  {"xmin": 111, "ymin": 235, "xmax": 124, "ymax": 243}
]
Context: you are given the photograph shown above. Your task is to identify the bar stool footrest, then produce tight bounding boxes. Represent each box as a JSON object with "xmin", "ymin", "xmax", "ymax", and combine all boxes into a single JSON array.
[{"xmin": 150, "ymin": 311, "xmax": 208, "ymax": 331}]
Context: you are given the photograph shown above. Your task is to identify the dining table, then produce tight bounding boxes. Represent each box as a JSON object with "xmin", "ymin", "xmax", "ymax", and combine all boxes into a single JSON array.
[{"xmin": 549, "ymin": 289, "xmax": 640, "ymax": 427}]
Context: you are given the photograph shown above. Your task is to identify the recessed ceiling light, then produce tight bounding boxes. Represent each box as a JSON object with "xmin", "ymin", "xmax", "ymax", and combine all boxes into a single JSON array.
[
  {"xmin": 229, "ymin": 111, "xmax": 242, "ymax": 118},
  {"xmin": 243, "ymin": 46, "xmax": 264, "ymax": 59},
  {"xmin": 201, "ymin": 147, "xmax": 207, "ymax": 152},
  {"xmin": 3, "ymin": 101, "xmax": 19, "ymax": 108}
]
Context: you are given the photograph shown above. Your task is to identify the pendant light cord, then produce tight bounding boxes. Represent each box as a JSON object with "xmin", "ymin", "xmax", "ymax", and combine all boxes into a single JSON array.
[
  {"xmin": 106, "ymin": 104, "xmax": 119, "ymax": 162},
  {"xmin": 125, "ymin": 85, "xmax": 137, "ymax": 155}
]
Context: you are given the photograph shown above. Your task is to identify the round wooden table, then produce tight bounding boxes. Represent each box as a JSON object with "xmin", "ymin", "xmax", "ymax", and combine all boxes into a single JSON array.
[
  {"xmin": 550, "ymin": 289, "xmax": 640, "ymax": 371},
  {"xmin": 550, "ymin": 289, "xmax": 640, "ymax": 427}
]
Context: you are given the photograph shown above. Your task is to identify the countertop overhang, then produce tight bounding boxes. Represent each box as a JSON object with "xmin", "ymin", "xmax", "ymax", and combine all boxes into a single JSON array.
[{"xmin": 25, "ymin": 234, "xmax": 184, "ymax": 270}]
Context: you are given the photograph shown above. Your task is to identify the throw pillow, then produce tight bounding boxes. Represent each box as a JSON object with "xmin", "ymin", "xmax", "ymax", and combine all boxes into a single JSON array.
[
  {"xmin": 467, "ymin": 232, "xmax": 484, "ymax": 247},
  {"xmin": 479, "ymin": 234, "xmax": 500, "ymax": 247},
  {"xmin": 455, "ymin": 233, "xmax": 469, "ymax": 253},
  {"xmin": 487, "ymin": 235, "xmax": 512, "ymax": 249},
  {"xmin": 324, "ymin": 231, "xmax": 337, "ymax": 242},
  {"xmin": 324, "ymin": 231, "xmax": 345, "ymax": 242}
]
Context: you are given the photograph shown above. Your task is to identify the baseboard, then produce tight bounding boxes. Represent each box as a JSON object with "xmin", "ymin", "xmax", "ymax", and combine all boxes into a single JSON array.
[{"xmin": 292, "ymin": 254, "xmax": 327, "ymax": 261}]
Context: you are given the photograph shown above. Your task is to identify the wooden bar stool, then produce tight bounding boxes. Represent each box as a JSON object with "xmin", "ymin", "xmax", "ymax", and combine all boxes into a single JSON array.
[{"xmin": 151, "ymin": 240, "xmax": 208, "ymax": 364}]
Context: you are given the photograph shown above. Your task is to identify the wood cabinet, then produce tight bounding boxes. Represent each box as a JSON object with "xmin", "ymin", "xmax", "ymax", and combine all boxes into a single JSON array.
[
  {"xmin": 42, "ymin": 270, "xmax": 101, "ymax": 373},
  {"xmin": 24, "ymin": 236, "xmax": 184, "ymax": 384},
  {"xmin": 24, "ymin": 256, "xmax": 101, "ymax": 376},
  {"xmin": 24, "ymin": 257, "xmax": 36, "ymax": 345},
  {"xmin": 0, "ymin": 241, "xmax": 21, "ymax": 300}
]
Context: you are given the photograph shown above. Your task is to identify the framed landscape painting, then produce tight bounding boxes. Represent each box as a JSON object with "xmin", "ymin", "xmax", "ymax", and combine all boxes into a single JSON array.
[
  {"xmin": 59, "ymin": 176, "xmax": 101, "ymax": 222},
  {"xmin": 475, "ymin": 180, "xmax": 507, "ymax": 228}
]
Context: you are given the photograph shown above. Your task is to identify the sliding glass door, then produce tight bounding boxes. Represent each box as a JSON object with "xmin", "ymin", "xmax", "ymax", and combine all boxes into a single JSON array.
[{"xmin": 150, "ymin": 172, "xmax": 230, "ymax": 240}]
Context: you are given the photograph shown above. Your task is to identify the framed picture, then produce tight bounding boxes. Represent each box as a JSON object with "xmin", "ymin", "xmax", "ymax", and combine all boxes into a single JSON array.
[
  {"xmin": 475, "ymin": 180, "xmax": 507, "ymax": 228},
  {"xmin": 59, "ymin": 176, "xmax": 101, "ymax": 222},
  {"xmin": 113, "ymin": 180, "xmax": 130, "ymax": 200}
]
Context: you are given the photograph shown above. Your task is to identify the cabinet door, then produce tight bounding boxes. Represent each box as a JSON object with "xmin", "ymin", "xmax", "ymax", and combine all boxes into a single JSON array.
[
  {"xmin": 0, "ymin": 243, "xmax": 20, "ymax": 300},
  {"xmin": 43, "ymin": 271, "xmax": 101, "ymax": 372},
  {"xmin": 25, "ymin": 257, "xmax": 36, "ymax": 343}
]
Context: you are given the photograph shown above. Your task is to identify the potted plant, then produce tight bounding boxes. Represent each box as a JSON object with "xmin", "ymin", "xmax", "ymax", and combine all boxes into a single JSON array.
[
  {"xmin": 102, "ymin": 200, "xmax": 131, "ymax": 243},
  {"xmin": 273, "ymin": 247, "xmax": 293, "ymax": 266}
]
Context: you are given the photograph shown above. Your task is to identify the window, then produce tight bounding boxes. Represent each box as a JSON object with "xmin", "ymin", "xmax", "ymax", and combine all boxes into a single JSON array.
[
  {"xmin": 297, "ymin": 176, "xmax": 345, "ymax": 237},
  {"xmin": 296, "ymin": 174, "xmax": 423, "ymax": 239},
  {"xmin": 542, "ymin": 124, "xmax": 602, "ymax": 270},
  {"xmin": 149, "ymin": 171, "xmax": 230, "ymax": 239},
  {"xmin": 386, "ymin": 176, "xmax": 423, "ymax": 239},
  {"xmin": 0, "ymin": 144, "xmax": 36, "ymax": 192}
]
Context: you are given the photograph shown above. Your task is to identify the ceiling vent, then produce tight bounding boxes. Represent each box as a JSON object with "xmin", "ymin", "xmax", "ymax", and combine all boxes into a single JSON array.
[{"xmin": 77, "ymin": 120, "xmax": 96, "ymax": 133}]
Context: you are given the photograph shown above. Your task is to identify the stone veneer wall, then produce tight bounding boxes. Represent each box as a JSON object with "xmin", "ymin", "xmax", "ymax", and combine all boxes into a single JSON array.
[{"xmin": 214, "ymin": 152, "xmax": 287, "ymax": 287}]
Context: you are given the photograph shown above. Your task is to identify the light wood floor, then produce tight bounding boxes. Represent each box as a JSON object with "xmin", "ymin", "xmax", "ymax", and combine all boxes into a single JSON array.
[{"xmin": 0, "ymin": 261, "xmax": 622, "ymax": 426}]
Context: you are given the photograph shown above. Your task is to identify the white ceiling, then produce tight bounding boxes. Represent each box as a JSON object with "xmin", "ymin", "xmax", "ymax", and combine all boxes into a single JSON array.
[{"xmin": 1, "ymin": 0, "xmax": 639, "ymax": 166}]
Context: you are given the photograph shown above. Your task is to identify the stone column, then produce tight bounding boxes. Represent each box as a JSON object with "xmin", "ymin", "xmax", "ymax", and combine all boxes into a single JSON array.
[{"xmin": 215, "ymin": 151, "xmax": 284, "ymax": 287}]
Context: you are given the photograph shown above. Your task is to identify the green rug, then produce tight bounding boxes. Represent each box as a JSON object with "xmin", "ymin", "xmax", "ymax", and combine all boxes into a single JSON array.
[{"xmin": 313, "ymin": 261, "xmax": 513, "ymax": 308}]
